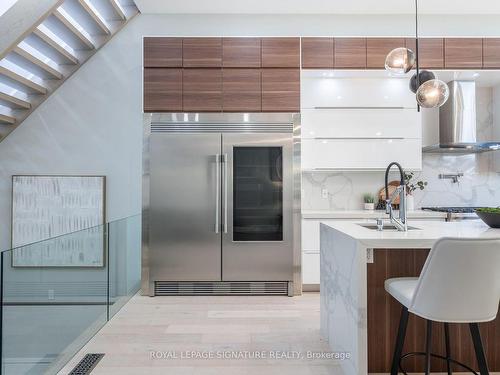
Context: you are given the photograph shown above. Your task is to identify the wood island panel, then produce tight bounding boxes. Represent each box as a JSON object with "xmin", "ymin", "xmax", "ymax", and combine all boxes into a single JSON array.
[{"xmin": 368, "ymin": 248, "xmax": 500, "ymax": 373}]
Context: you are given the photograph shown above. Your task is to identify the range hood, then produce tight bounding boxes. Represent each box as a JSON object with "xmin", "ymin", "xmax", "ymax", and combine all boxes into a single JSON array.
[{"xmin": 423, "ymin": 80, "xmax": 500, "ymax": 154}]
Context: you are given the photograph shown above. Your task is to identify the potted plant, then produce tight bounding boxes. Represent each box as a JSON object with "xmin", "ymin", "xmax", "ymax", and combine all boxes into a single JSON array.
[
  {"xmin": 404, "ymin": 171, "xmax": 428, "ymax": 210},
  {"xmin": 363, "ymin": 193, "xmax": 375, "ymax": 210}
]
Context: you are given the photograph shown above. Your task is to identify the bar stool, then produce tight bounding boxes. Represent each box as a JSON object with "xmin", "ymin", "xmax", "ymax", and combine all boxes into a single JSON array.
[{"xmin": 385, "ymin": 237, "xmax": 500, "ymax": 375}]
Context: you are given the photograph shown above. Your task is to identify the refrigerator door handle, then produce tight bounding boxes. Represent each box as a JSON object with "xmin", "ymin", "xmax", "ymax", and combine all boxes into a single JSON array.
[
  {"xmin": 215, "ymin": 154, "xmax": 220, "ymax": 233},
  {"xmin": 223, "ymin": 153, "xmax": 228, "ymax": 233}
]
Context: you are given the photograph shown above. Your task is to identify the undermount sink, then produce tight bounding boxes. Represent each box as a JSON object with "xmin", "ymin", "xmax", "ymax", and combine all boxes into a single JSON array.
[{"xmin": 357, "ymin": 223, "xmax": 421, "ymax": 231}]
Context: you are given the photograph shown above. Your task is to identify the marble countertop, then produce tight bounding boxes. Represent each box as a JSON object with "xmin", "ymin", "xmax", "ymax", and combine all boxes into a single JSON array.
[
  {"xmin": 321, "ymin": 219, "xmax": 500, "ymax": 248},
  {"xmin": 302, "ymin": 209, "xmax": 448, "ymax": 219}
]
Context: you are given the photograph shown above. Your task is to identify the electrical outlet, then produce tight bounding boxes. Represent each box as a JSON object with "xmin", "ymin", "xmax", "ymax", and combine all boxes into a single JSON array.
[
  {"xmin": 48, "ymin": 289, "xmax": 55, "ymax": 300},
  {"xmin": 321, "ymin": 188, "xmax": 328, "ymax": 199},
  {"xmin": 366, "ymin": 248, "xmax": 374, "ymax": 263}
]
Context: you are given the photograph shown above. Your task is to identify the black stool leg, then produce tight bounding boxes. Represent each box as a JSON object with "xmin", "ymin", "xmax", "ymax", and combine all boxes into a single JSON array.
[
  {"xmin": 469, "ymin": 323, "xmax": 489, "ymax": 375},
  {"xmin": 444, "ymin": 323, "xmax": 453, "ymax": 375},
  {"xmin": 425, "ymin": 320, "xmax": 432, "ymax": 375},
  {"xmin": 391, "ymin": 307, "xmax": 409, "ymax": 375}
]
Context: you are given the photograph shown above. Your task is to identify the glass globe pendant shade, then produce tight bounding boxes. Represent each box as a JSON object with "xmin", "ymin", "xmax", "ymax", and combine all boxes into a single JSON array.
[
  {"xmin": 416, "ymin": 79, "xmax": 450, "ymax": 108},
  {"xmin": 409, "ymin": 70, "xmax": 436, "ymax": 93},
  {"xmin": 385, "ymin": 47, "xmax": 416, "ymax": 74}
]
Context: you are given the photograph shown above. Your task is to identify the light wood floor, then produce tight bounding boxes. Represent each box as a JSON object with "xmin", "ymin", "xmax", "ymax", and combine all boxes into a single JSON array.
[{"xmin": 58, "ymin": 292, "xmax": 341, "ymax": 375}]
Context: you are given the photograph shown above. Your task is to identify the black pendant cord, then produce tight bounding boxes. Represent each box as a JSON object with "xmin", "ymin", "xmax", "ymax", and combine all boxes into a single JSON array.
[{"xmin": 415, "ymin": 0, "xmax": 421, "ymax": 112}]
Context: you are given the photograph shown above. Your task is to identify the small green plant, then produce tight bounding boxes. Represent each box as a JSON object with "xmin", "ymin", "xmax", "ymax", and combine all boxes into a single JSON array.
[
  {"xmin": 404, "ymin": 171, "xmax": 428, "ymax": 194},
  {"xmin": 476, "ymin": 207, "xmax": 500, "ymax": 214},
  {"xmin": 363, "ymin": 193, "xmax": 375, "ymax": 204}
]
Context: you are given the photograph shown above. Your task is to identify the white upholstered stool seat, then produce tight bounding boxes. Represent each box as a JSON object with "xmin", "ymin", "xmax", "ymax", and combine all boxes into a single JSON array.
[
  {"xmin": 384, "ymin": 277, "xmax": 418, "ymax": 308},
  {"xmin": 384, "ymin": 237, "xmax": 500, "ymax": 375}
]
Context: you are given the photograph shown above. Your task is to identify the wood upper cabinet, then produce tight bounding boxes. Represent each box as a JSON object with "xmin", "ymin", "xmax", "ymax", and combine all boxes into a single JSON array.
[
  {"xmin": 366, "ymin": 38, "xmax": 405, "ymax": 68},
  {"xmin": 143, "ymin": 68, "xmax": 182, "ymax": 112},
  {"xmin": 444, "ymin": 38, "xmax": 483, "ymax": 69},
  {"xmin": 144, "ymin": 37, "xmax": 182, "ymax": 68},
  {"xmin": 261, "ymin": 69, "xmax": 300, "ymax": 112},
  {"xmin": 301, "ymin": 37, "xmax": 334, "ymax": 69},
  {"xmin": 334, "ymin": 38, "xmax": 367, "ymax": 69},
  {"xmin": 483, "ymin": 38, "xmax": 500, "ymax": 68},
  {"xmin": 183, "ymin": 69, "xmax": 222, "ymax": 112},
  {"xmin": 405, "ymin": 38, "xmax": 444, "ymax": 69},
  {"xmin": 223, "ymin": 69, "xmax": 261, "ymax": 112},
  {"xmin": 261, "ymin": 38, "xmax": 300, "ymax": 68},
  {"xmin": 222, "ymin": 38, "xmax": 261, "ymax": 68},
  {"xmin": 182, "ymin": 38, "xmax": 222, "ymax": 68}
]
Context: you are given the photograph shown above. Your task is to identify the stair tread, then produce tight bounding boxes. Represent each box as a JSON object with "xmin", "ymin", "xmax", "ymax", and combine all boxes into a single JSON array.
[
  {"xmin": 34, "ymin": 25, "xmax": 79, "ymax": 65},
  {"xmin": 78, "ymin": 0, "xmax": 111, "ymax": 34},
  {"xmin": 0, "ymin": 60, "xmax": 48, "ymax": 94},
  {"xmin": 13, "ymin": 43, "xmax": 64, "ymax": 80},
  {"xmin": 53, "ymin": 8, "xmax": 95, "ymax": 50}
]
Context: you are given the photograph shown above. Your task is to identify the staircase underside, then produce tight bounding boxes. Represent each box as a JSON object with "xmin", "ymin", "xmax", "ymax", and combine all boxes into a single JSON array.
[{"xmin": 0, "ymin": 0, "xmax": 139, "ymax": 141}]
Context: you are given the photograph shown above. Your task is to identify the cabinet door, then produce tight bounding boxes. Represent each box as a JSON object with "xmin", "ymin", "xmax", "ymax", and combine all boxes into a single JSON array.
[
  {"xmin": 301, "ymin": 37, "xmax": 334, "ymax": 69},
  {"xmin": 334, "ymin": 38, "xmax": 367, "ymax": 69},
  {"xmin": 183, "ymin": 69, "xmax": 222, "ymax": 112},
  {"xmin": 261, "ymin": 37, "xmax": 300, "ymax": 68},
  {"xmin": 301, "ymin": 138, "xmax": 422, "ymax": 170},
  {"xmin": 261, "ymin": 69, "xmax": 300, "ymax": 112},
  {"xmin": 444, "ymin": 38, "xmax": 483, "ymax": 69},
  {"xmin": 222, "ymin": 38, "xmax": 261, "ymax": 68},
  {"xmin": 183, "ymin": 37, "xmax": 222, "ymax": 67},
  {"xmin": 366, "ymin": 38, "xmax": 405, "ymax": 69},
  {"xmin": 223, "ymin": 69, "xmax": 261, "ymax": 112},
  {"xmin": 143, "ymin": 68, "xmax": 182, "ymax": 112},
  {"xmin": 405, "ymin": 38, "xmax": 444, "ymax": 69},
  {"xmin": 144, "ymin": 37, "xmax": 182, "ymax": 67},
  {"xmin": 483, "ymin": 38, "xmax": 500, "ymax": 68}
]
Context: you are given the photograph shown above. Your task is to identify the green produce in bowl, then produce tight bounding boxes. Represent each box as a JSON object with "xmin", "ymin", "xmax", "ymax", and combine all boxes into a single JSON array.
[
  {"xmin": 476, "ymin": 207, "xmax": 500, "ymax": 214},
  {"xmin": 475, "ymin": 207, "xmax": 500, "ymax": 228}
]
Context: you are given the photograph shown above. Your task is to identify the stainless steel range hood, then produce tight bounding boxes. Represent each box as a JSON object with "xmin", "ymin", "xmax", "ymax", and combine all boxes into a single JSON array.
[{"xmin": 423, "ymin": 80, "xmax": 500, "ymax": 153}]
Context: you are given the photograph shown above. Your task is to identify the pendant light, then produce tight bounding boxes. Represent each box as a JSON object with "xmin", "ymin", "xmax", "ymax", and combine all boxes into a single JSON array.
[
  {"xmin": 385, "ymin": 0, "xmax": 449, "ymax": 109},
  {"xmin": 385, "ymin": 47, "xmax": 416, "ymax": 74}
]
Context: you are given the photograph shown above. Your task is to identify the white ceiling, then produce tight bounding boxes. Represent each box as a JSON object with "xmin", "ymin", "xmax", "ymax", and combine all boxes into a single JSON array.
[{"xmin": 134, "ymin": 0, "xmax": 500, "ymax": 15}]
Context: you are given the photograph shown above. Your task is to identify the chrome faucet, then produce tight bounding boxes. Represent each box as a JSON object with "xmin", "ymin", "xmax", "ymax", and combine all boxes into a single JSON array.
[{"xmin": 385, "ymin": 162, "xmax": 408, "ymax": 232}]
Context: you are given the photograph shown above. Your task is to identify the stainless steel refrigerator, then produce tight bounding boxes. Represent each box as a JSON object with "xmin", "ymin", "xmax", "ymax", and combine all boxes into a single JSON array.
[{"xmin": 142, "ymin": 113, "xmax": 301, "ymax": 296}]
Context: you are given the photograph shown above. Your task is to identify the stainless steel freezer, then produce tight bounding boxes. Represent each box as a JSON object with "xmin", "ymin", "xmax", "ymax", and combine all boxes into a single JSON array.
[{"xmin": 142, "ymin": 113, "xmax": 301, "ymax": 296}]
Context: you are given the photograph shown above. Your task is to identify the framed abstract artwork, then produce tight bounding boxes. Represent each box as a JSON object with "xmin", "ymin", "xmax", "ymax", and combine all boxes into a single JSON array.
[{"xmin": 11, "ymin": 175, "xmax": 106, "ymax": 267}]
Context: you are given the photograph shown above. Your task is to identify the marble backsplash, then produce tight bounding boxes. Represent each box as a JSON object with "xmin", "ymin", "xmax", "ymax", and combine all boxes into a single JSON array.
[{"xmin": 302, "ymin": 87, "xmax": 500, "ymax": 210}]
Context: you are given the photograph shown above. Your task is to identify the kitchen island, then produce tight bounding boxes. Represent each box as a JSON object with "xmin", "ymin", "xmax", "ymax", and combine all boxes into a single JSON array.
[{"xmin": 320, "ymin": 219, "xmax": 500, "ymax": 375}]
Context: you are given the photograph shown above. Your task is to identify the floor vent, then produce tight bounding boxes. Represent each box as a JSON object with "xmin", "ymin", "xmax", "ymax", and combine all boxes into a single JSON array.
[
  {"xmin": 155, "ymin": 281, "xmax": 289, "ymax": 296},
  {"xmin": 68, "ymin": 353, "xmax": 104, "ymax": 375}
]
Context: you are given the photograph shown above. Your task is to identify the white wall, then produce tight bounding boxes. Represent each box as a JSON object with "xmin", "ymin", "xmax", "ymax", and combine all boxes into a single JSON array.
[{"xmin": 2, "ymin": 13, "xmax": 500, "ymax": 250}]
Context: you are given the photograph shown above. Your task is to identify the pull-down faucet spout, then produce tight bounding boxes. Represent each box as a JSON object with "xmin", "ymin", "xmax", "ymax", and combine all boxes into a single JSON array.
[{"xmin": 384, "ymin": 162, "xmax": 408, "ymax": 232}]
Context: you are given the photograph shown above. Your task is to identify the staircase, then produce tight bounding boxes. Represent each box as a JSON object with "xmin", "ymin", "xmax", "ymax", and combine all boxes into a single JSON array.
[{"xmin": 0, "ymin": 0, "xmax": 139, "ymax": 140}]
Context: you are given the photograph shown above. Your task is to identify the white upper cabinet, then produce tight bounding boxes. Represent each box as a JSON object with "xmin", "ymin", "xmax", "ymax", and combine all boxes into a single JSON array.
[
  {"xmin": 300, "ymin": 73, "xmax": 423, "ymax": 171},
  {"xmin": 301, "ymin": 108, "xmax": 421, "ymax": 139},
  {"xmin": 301, "ymin": 75, "xmax": 417, "ymax": 109}
]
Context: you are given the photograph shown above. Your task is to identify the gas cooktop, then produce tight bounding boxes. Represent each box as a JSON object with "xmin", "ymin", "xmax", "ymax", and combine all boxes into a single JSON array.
[{"xmin": 421, "ymin": 207, "xmax": 481, "ymax": 213}]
